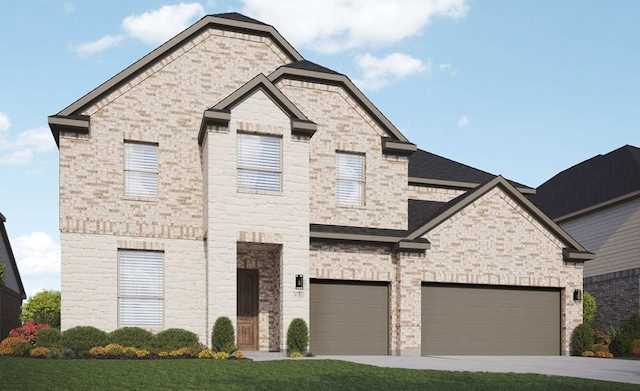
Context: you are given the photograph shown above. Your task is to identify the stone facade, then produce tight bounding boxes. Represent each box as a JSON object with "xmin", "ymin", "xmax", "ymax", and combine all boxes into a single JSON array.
[
  {"xmin": 408, "ymin": 185, "xmax": 465, "ymax": 202},
  {"xmin": 585, "ymin": 268, "xmax": 640, "ymax": 329}
]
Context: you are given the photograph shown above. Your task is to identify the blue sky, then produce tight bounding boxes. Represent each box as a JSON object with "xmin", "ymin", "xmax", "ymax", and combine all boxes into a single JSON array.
[{"xmin": 1, "ymin": 0, "xmax": 639, "ymax": 298}]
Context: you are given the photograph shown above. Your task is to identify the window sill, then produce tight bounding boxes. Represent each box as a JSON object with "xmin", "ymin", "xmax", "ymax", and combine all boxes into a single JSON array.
[
  {"xmin": 237, "ymin": 189, "xmax": 282, "ymax": 196},
  {"xmin": 337, "ymin": 203, "xmax": 366, "ymax": 209},
  {"xmin": 123, "ymin": 196, "xmax": 159, "ymax": 202}
]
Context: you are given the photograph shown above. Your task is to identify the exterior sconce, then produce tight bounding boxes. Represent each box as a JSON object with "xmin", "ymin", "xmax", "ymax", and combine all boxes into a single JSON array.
[
  {"xmin": 295, "ymin": 274, "xmax": 304, "ymax": 290},
  {"xmin": 573, "ymin": 289, "xmax": 582, "ymax": 301}
]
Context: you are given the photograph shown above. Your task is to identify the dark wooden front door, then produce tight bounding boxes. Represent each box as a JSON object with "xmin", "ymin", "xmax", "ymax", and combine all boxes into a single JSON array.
[{"xmin": 237, "ymin": 269, "xmax": 259, "ymax": 350}]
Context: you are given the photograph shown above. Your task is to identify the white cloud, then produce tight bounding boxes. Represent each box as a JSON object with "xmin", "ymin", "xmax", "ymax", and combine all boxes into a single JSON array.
[
  {"xmin": 122, "ymin": 3, "xmax": 206, "ymax": 46},
  {"xmin": 354, "ymin": 53, "xmax": 428, "ymax": 90},
  {"xmin": 439, "ymin": 63, "xmax": 458, "ymax": 76},
  {"xmin": 241, "ymin": 0, "xmax": 469, "ymax": 53},
  {"xmin": 458, "ymin": 115, "xmax": 469, "ymax": 128},
  {"xmin": 64, "ymin": 2, "xmax": 74, "ymax": 13},
  {"xmin": 70, "ymin": 35, "xmax": 125, "ymax": 56},
  {"xmin": 12, "ymin": 232, "xmax": 61, "ymax": 280},
  {"xmin": 0, "ymin": 126, "xmax": 55, "ymax": 165},
  {"xmin": 0, "ymin": 112, "xmax": 10, "ymax": 132}
]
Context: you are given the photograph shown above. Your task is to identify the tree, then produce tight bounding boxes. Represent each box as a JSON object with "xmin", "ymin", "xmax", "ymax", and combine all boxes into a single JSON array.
[
  {"xmin": 583, "ymin": 291, "xmax": 597, "ymax": 324},
  {"xmin": 20, "ymin": 290, "xmax": 61, "ymax": 328}
]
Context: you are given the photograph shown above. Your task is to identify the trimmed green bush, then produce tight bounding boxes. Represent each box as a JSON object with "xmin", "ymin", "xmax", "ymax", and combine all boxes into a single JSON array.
[
  {"xmin": 109, "ymin": 327, "xmax": 154, "ymax": 349},
  {"xmin": 286, "ymin": 318, "xmax": 309, "ymax": 354},
  {"xmin": 35, "ymin": 328, "xmax": 62, "ymax": 348},
  {"xmin": 20, "ymin": 290, "xmax": 61, "ymax": 329},
  {"xmin": 583, "ymin": 291, "xmax": 597, "ymax": 324},
  {"xmin": 211, "ymin": 317, "xmax": 236, "ymax": 353},
  {"xmin": 152, "ymin": 328, "xmax": 199, "ymax": 352},
  {"xmin": 571, "ymin": 323, "xmax": 594, "ymax": 355},
  {"xmin": 62, "ymin": 326, "xmax": 109, "ymax": 357},
  {"xmin": 611, "ymin": 312, "xmax": 640, "ymax": 355}
]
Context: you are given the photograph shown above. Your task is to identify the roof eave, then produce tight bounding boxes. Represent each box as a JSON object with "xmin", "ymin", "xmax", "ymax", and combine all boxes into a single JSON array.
[
  {"xmin": 48, "ymin": 115, "xmax": 90, "ymax": 148},
  {"xmin": 408, "ymin": 176, "xmax": 535, "ymax": 194}
]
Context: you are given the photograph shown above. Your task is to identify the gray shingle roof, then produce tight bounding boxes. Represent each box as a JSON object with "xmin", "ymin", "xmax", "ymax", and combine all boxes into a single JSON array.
[
  {"xmin": 532, "ymin": 145, "xmax": 640, "ymax": 219},
  {"xmin": 282, "ymin": 60, "xmax": 342, "ymax": 75},
  {"xmin": 212, "ymin": 12, "xmax": 268, "ymax": 25}
]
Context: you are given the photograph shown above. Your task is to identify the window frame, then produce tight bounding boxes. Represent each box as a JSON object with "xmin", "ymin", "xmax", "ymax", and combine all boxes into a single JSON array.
[
  {"xmin": 124, "ymin": 141, "xmax": 159, "ymax": 199},
  {"xmin": 336, "ymin": 151, "xmax": 365, "ymax": 206},
  {"xmin": 117, "ymin": 249, "xmax": 164, "ymax": 329},
  {"xmin": 237, "ymin": 133, "xmax": 282, "ymax": 193}
]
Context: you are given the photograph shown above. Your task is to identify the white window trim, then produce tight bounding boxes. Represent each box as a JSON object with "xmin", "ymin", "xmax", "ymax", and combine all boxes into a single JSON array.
[
  {"xmin": 124, "ymin": 141, "xmax": 158, "ymax": 199},
  {"xmin": 117, "ymin": 249, "xmax": 164, "ymax": 330},
  {"xmin": 237, "ymin": 133, "xmax": 282, "ymax": 193},
  {"xmin": 336, "ymin": 152, "xmax": 365, "ymax": 206}
]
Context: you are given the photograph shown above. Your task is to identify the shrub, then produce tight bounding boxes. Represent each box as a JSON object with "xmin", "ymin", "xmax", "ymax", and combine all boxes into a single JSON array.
[
  {"xmin": 20, "ymin": 290, "xmax": 61, "ymax": 329},
  {"xmin": 89, "ymin": 346, "xmax": 107, "ymax": 357},
  {"xmin": 136, "ymin": 348, "xmax": 150, "ymax": 358},
  {"xmin": 595, "ymin": 350, "xmax": 614, "ymax": 358},
  {"xmin": 122, "ymin": 346, "xmax": 138, "ymax": 358},
  {"xmin": 611, "ymin": 313, "xmax": 640, "ymax": 355},
  {"xmin": 594, "ymin": 328, "xmax": 612, "ymax": 346},
  {"xmin": 36, "ymin": 328, "xmax": 62, "ymax": 348},
  {"xmin": 29, "ymin": 347, "xmax": 50, "ymax": 358},
  {"xmin": 198, "ymin": 349, "xmax": 215, "ymax": 359},
  {"xmin": 0, "ymin": 337, "xmax": 31, "ymax": 356},
  {"xmin": 581, "ymin": 350, "xmax": 595, "ymax": 357},
  {"xmin": 168, "ymin": 347, "xmax": 190, "ymax": 357},
  {"xmin": 630, "ymin": 339, "xmax": 640, "ymax": 357},
  {"xmin": 104, "ymin": 343, "xmax": 125, "ymax": 357},
  {"xmin": 152, "ymin": 328, "xmax": 199, "ymax": 352},
  {"xmin": 62, "ymin": 326, "xmax": 109, "ymax": 357},
  {"xmin": 235, "ymin": 351, "xmax": 245, "ymax": 360},
  {"xmin": 583, "ymin": 291, "xmax": 597, "ymax": 324},
  {"xmin": 47, "ymin": 347, "xmax": 75, "ymax": 359},
  {"xmin": 213, "ymin": 351, "xmax": 229, "ymax": 360},
  {"xmin": 592, "ymin": 343, "xmax": 609, "ymax": 353},
  {"xmin": 571, "ymin": 323, "xmax": 594, "ymax": 355},
  {"xmin": 109, "ymin": 327, "xmax": 154, "ymax": 350},
  {"xmin": 286, "ymin": 318, "xmax": 309, "ymax": 354},
  {"xmin": 211, "ymin": 317, "xmax": 236, "ymax": 353},
  {"xmin": 289, "ymin": 351, "xmax": 303, "ymax": 358},
  {"xmin": 158, "ymin": 351, "xmax": 169, "ymax": 357},
  {"xmin": 9, "ymin": 321, "xmax": 51, "ymax": 345}
]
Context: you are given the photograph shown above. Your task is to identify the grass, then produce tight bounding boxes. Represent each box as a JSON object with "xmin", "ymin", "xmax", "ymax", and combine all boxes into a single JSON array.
[{"xmin": 0, "ymin": 357, "xmax": 637, "ymax": 391}]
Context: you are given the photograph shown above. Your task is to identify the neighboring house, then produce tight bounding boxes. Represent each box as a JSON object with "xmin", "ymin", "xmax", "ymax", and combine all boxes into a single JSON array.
[
  {"xmin": 0, "ymin": 213, "xmax": 27, "ymax": 338},
  {"xmin": 532, "ymin": 145, "xmax": 640, "ymax": 329},
  {"xmin": 48, "ymin": 13, "xmax": 592, "ymax": 356}
]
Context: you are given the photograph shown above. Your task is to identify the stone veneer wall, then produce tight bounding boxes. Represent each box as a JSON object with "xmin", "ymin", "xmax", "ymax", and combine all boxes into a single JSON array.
[
  {"xmin": 277, "ymin": 79, "xmax": 409, "ymax": 230},
  {"xmin": 61, "ymin": 232, "xmax": 207, "ymax": 344},
  {"xmin": 238, "ymin": 248, "xmax": 281, "ymax": 351},
  {"xmin": 408, "ymin": 185, "xmax": 465, "ymax": 202},
  {"xmin": 585, "ymin": 268, "xmax": 640, "ymax": 329}
]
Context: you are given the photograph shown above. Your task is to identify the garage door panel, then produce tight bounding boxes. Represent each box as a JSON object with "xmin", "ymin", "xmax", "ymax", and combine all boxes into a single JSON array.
[
  {"xmin": 422, "ymin": 284, "xmax": 560, "ymax": 356},
  {"xmin": 311, "ymin": 281, "xmax": 388, "ymax": 355}
]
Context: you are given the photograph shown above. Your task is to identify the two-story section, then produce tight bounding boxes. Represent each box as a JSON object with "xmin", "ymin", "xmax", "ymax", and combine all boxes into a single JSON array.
[{"xmin": 50, "ymin": 12, "xmax": 592, "ymax": 356}]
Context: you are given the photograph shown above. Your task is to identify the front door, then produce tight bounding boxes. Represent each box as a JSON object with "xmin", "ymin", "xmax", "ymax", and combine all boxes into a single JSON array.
[{"xmin": 237, "ymin": 268, "xmax": 259, "ymax": 350}]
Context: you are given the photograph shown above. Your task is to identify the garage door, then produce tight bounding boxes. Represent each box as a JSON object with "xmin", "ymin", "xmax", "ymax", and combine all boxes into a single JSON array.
[
  {"xmin": 422, "ymin": 284, "xmax": 560, "ymax": 355},
  {"xmin": 310, "ymin": 280, "xmax": 388, "ymax": 355}
]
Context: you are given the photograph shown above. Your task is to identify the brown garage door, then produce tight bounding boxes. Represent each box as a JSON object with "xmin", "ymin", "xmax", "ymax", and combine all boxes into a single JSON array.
[
  {"xmin": 310, "ymin": 280, "xmax": 388, "ymax": 355},
  {"xmin": 422, "ymin": 284, "xmax": 560, "ymax": 355}
]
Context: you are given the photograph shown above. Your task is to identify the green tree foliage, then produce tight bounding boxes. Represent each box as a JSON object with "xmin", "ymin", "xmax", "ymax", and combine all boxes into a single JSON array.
[
  {"xmin": 20, "ymin": 290, "xmax": 61, "ymax": 328},
  {"xmin": 611, "ymin": 313, "xmax": 640, "ymax": 355},
  {"xmin": 583, "ymin": 291, "xmax": 597, "ymax": 324},
  {"xmin": 286, "ymin": 318, "xmax": 309, "ymax": 354},
  {"xmin": 570, "ymin": 323, "xmax": 594, "ymax": 355},
  {"xmin": 211, "ymin": 317, "xmax": 236, "ymax": 353}
]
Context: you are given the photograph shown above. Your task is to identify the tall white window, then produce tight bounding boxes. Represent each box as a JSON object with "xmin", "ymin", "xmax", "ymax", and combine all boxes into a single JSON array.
[
  {"xmin": 237, "ymin": 133, "xmax": 281, "ymax": 192},
  {"xmin": 118, "ymin": 250, "xmax": 164, "ymax": 328},
  {"xmin": 336, "ymin": 152, "xmax": 365, "ymax": 205},
  {"xmin": 124, "ymin": 142, "xmax": 158, "ymax": 198}
]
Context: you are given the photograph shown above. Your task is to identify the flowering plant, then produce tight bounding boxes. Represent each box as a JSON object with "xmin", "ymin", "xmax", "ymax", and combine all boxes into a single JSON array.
[{"xmin": 9, "ymin": 321, "xmax": 51, "ymax": 345}]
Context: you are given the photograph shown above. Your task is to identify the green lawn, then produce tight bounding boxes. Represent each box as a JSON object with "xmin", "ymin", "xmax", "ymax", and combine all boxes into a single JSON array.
[{"xmin": 0, "ymin": 357, "xmax": 636, "ymax": 391}]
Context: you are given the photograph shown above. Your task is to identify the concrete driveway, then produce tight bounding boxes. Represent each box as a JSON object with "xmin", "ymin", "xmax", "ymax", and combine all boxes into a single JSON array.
[{"xmin": 317, "ymin": 355, "xmax": 640, "ymax": 385}]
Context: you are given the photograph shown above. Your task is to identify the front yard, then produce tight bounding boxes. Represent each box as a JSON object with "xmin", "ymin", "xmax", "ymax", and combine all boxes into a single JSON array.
[{"xmin": 0, "ymin": 357, "xmax": 637, "ymax": 390}]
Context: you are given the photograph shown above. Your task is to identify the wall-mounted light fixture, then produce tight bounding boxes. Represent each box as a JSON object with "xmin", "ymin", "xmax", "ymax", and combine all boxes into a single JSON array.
[
  {"xmin": 573, "ymin": 289, "xmax": 582, "ymax": 301},
  {"xmin": 295, "ymin": 274, "xmax": 304, "ymax": 290}
]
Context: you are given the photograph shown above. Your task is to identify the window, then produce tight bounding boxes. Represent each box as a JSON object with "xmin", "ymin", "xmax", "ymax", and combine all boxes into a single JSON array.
[
  {"xmin": 336, "ymin": 152, "xmax": 365, "ymax": 205},
  {"xmin": 118, "ymin": 250, "xmax": 163, "ymax": 328},
  {"xmin": 237, "ymin": 133, "xmax": 281, "ymax": 192},
  {"xmin": 124, "ymin": 142, "xmax": 158, "ymax": 198}
]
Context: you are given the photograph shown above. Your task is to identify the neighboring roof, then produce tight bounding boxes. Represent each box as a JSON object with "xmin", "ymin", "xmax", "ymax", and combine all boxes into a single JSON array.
[
  {"xmin": 532, "ymin": 145, "xmax": 640, "ymax": 220},
  {"xmin": 406, "ymin": 176, "xmax": 591, "ymax": 258},
  {"xmin": 0, "ymin": 213, "xmax": 26, "ymax": 299},
  {"xmin": 269, "ymin": 63, "xmax": 410, "ymax": 143},
  {"xmin": 310, "ymin": 224, "xmax": 430, "ymax": 252},
  {"xmin": 48, "ymin": 13, "xmax": 304, "ymax": 146},
  {"xmin": 198, "ymin": 73, "xmax": 317, "ymax": 144},
  {"xmin": 283, "ymin": 60, "xmax": 342, "ymax": 75},
  {"xmin": 408, "ymin": 149, "xmax": 534, "ymax": 193}
]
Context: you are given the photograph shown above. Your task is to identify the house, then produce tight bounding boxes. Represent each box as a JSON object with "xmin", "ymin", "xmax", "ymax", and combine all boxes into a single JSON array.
[
  {"xmin": 48, "ymin": 12, "xmax": 592, "ymax": 356},
  {"xmin": 532, "ymin": 145, "xmax": 640, "ymax": 329},
  {"xmin": 0, "ymin": 213, "xmax": 27, "ymax": 338}
]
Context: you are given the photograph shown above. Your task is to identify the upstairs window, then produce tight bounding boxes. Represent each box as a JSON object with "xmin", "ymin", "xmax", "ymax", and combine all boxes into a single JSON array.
[
  {"xmin": 336, "ymin": 152, "xmax": 365, "ymax": 206},
  {"xmin": 124, "ymin": 142, "xmax": 158, "ymax": 198},
  {"xmin": 118, "ymin": 250, "xmax": 163, "ymax": 328},
  {"xmin": 237, "ymin": 133, "xmax": 281, "ymax": 193}
]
